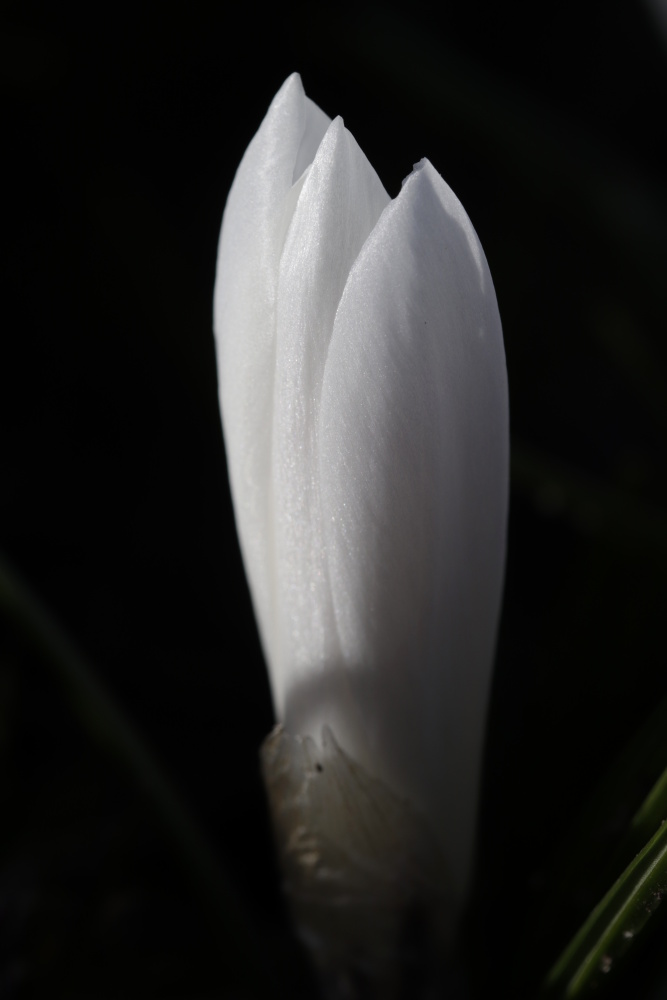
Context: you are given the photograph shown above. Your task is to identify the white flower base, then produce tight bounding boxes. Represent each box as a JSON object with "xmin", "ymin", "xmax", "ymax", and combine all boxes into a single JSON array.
[{"xmin": 261, "ymin": 724, "xmax": 456, "ymax": 998}]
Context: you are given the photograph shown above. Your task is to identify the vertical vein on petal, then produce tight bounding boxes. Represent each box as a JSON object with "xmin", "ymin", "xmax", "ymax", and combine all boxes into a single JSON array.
[
  {"xmin": 271, "ymin": 118, "xmax": 389, "ymax": 734},
  {"xmin": 319, "ymin": 160, "xmax": 508, "ymax": 898},
  {"xmin": 213, "ymin": 75, "xmax": 330, "ymax": 671}
]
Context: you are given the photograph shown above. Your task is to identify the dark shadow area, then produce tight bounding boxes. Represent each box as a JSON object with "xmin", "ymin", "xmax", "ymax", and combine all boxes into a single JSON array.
[{"xmin": 2, "ymin": 2, "xmax": 667, "ymax": 996}]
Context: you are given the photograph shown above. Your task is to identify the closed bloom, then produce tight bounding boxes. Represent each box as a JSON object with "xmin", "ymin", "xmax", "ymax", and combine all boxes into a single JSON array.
[{"xmin": 214, "ymin": 73, "xmax": 508, "ymax": 966}]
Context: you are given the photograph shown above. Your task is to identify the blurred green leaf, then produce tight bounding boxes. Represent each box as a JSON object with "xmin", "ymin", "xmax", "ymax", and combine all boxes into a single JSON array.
[
  {"xmin": 0, "ymin": 553, "xmax": 269, "ymax": 991},
  {"xmin": 630, "ymin": 760, "xmax": 667, "ymax": 862}
]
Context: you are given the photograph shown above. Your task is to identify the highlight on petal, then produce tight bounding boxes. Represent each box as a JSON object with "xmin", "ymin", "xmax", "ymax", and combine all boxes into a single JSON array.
[
  {"xmin": 214, "ymin": 75, "xmax": 509, "ymax": 916},
  {"xmin": 213, "ymin": 74, "xmax": 330, "ymax": 663},
  {"xmin": 292, "ymin": 158, "xmax": 509, "ymax": 899},
  {"xmin": 270, "ymin": 116, "xmax": 390, "ymax": 717}
]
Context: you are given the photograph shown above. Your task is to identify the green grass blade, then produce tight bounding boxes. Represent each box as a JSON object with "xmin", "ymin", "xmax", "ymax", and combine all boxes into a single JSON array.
[
  {"xmin": 543, "ymin": 819, "xmax": 667, "ymax": 997},
  {"xmin": 515, "ymin": 696, "xmax": 667, "ymax": 995}
]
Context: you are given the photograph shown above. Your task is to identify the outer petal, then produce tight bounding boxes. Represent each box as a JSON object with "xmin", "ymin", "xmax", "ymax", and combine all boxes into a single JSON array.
[
  {"xmin": 213, "ymin": 74, "xmax": 330, "ymax": 662},
  {"xmin": 271, "ymin": 118, "xmax": 390, "ymax": 723},
  {"xmin": 310, "ymin": 160, "xmax": 509, "ymax": 897}
]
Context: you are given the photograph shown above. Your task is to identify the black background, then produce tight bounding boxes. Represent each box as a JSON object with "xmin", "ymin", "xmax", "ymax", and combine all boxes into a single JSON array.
[{"xmin": 3, "ymin": 3, "xmax": 667, "ymax": 997}]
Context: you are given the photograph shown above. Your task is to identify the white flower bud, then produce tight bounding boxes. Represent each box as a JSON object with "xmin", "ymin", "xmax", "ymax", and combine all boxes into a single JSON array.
[{"xmin": 214, "ymin": 73, "xmax": 508, "ymax": 989}]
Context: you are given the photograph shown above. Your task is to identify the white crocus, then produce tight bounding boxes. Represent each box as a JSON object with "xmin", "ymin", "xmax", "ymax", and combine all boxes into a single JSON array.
[{"xmin": 214, "ymin": 73, "xmax": 508, "ymax": 963}]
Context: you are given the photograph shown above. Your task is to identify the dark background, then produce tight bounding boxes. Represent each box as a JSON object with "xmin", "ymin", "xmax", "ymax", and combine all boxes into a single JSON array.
[{"xmin": 2, "ymin": 3, "xmax": 667, "ymax": 997}]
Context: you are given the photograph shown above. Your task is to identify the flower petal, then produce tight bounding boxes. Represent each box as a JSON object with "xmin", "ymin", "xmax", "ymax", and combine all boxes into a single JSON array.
[
  {"xmin": 310, "ymin": 159, "xmax": 509, "ymax": 896},
  {"xmin": 213, "ymin": 74, "xmax": 330, "ymax": 661},
  {"xmin": 270, "ymin": 117, "xmax": 390, "ymax": 720}
]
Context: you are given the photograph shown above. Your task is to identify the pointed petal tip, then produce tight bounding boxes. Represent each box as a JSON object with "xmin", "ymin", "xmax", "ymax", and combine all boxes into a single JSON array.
[
  {"xmin": 411, "ymin": 156, "xmax": 430, "ymax": 174},
  {"xmin": 282, "ymin": 71, "xmax": 303, "ymax": 92},
  {"xmin": 396, "ymin": 158, "xmax": 489, "ymax": 277},
  {"xmin": 271, "ymin": 72, "xmax": 306, "ymax": 114},
  {"xmin": 400, "ymin": 157, "xmax": 440, "ymax": 192},
  {"xmin": 316, "ymin": 115, "xmax": 346, "ymax": 153}
]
